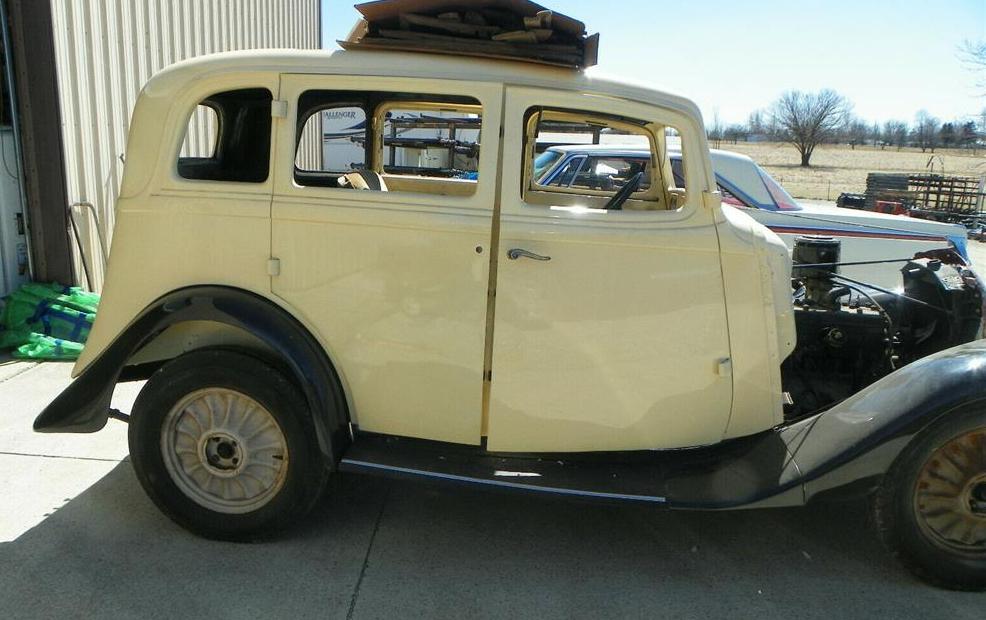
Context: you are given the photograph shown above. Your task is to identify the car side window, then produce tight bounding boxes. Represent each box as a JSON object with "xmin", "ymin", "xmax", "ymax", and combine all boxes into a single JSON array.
[
  {"xmin": 293, "ymin": 90, "xmax": 482, "ymax": 197},
  {"xmin": 177, "ymin": 88, "xmax": 272, "ymax": 183},
  {"xmin": 671, "ymin": 158, "xmax": 748, "ymax": 208},
  {"xmin": 571, "ymin": 156, "xmax": 651, "ymax": 192},
  {"xmin": 523, "ymin": 107, "xmax": 678, "ymax": 211},
  {"xmin": 545, "ymin": 155, "xmax": 584, "ymax": 187},
  {"xmin": 295, "ymin": 105, "xmax": 367, "ymax": 173}
]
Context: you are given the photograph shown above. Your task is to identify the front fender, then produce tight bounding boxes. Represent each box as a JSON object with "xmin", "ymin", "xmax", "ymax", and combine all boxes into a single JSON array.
[
  {"xmin": 33, "ymin": 286, "xmax": 350, "ymax": 464},
  {"xmin": 665, "ymin": 339, "xmax": 986, "ymax": 509},
  {"xmin": 790, "ymin": 339, "xmax": 986, "ymax": 501}
]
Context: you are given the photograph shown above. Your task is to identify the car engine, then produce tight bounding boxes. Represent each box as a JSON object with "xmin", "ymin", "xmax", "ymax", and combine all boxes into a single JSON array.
[{"xmin": 781, "ymin": 236, "xmax": 985, "ymax": 418}]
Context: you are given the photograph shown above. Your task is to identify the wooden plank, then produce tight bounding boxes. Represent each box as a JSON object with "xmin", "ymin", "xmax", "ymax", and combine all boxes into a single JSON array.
[
  {"xmin": 377, "ymin": 28, "xmax": 576, "ymax": 52},
  {"xmin": 344, "ymin": 35, "xmax": 583, "ymax": 66},
  {"xmin": 399, "ymin": 12, "xmax": 503, "ymax": 37}
]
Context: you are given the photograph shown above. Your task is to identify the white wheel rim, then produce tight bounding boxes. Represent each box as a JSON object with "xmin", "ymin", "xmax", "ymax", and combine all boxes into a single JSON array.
[{"xmin": 161, "ymin": 388, "xmax": 289, "ymax": 514}]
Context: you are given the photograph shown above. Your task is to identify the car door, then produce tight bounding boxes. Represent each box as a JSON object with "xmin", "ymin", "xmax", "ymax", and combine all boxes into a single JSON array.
[
  {"xmin": 270, "ymin": 74, "xmax": 502, "ymax": 445},
  {"xmin": 486, "ymin": 87, "xmax": 733, "ymax": 453}
]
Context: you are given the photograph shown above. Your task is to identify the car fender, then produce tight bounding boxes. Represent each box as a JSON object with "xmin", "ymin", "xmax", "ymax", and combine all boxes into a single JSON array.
[
  {"xmin": 666, "ymin": 339, "xmax": 986, "ymax": 508},
  {"xmin": 789, "ymin": 339, "xmax": 986, "ymax": 501},
  {"xmin": 33, "ymin": 285, "xmax": 350, "ymax": 465}
]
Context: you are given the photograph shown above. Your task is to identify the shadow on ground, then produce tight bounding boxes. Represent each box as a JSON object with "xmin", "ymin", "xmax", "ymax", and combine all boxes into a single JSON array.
[{"xmin": 1, "ymin": 463, "xmax": 982, "ymax": 619}]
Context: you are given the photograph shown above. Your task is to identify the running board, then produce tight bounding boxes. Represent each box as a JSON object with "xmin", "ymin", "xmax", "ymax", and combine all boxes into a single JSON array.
[
  {"xmin": 338, "ymin": 428, "xmax": 812, "ymax": 510},
  {"xmin": 339, "ymin": 434, "xmax": 668, "ymax": 505}
]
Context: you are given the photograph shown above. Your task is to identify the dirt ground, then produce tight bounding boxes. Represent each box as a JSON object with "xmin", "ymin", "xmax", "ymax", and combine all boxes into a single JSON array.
[{"xmin": 716, "ymin": 142, "xmax": 986, "ymax": 201}]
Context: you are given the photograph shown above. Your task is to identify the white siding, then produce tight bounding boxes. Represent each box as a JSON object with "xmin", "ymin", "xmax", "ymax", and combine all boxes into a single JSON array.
[{"xmin": 50, "ymin": 0, "xmax": 320, "ymax": 291}]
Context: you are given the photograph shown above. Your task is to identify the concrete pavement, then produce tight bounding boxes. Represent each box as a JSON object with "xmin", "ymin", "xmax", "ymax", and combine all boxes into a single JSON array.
[{"xmin": 1, "ymin": 356, "xmax": 985, "ymax": 618}]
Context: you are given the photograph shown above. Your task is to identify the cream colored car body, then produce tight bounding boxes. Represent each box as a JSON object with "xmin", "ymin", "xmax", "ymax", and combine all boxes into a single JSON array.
[{"xmin": 80, "ymin": 49, "xmax": 795, "ymax": 453}]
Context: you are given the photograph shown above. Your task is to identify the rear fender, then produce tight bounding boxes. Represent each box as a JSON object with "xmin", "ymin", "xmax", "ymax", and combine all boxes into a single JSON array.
[{"xmin": 33, "ymin": 286, "xmax": 350, "ymax": 465}]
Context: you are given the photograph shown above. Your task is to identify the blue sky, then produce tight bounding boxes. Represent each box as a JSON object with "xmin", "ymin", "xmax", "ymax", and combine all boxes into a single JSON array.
[{"xmin": 321, "ymin": 0, "xmax": 986, "ymax": 126}]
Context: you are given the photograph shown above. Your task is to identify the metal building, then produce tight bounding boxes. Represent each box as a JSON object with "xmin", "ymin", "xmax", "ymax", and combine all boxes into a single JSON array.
[{"xmin": 48, "ymin": 0, "xmax": 321, "ymax": 291}]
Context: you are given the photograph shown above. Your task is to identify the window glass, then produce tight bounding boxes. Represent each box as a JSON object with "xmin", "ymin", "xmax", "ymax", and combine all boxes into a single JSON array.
[
  {"xmin": 177, "ymin": 88, "xmax": 272, "ymax": 183},
  {"xmin": 545, "ymin": 156, "xmax": 584, "ymax": 187},
  {"xmin": 532, "ymin": 150, "xmax": 562, "ymax": 181},
  {"xmin": 758, "ymin": 168, "xmax": 801, "ymax": 211},
  {"xmin": 719, "ymin": 183, "xmax": 749, "ymax": 207},
  {"xmin": 296, "ymin": 106, "xmax": 366, "ymax": 172},
  {"xmin": 569, "ymin": 156, "xmax": 651, "ymax": 192}
]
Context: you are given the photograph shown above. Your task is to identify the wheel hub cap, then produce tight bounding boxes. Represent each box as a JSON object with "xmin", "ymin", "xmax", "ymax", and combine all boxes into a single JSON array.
[
  {"xmin": 161, "ymin": 388, "xmax": 289, "ymax": 514},
  {"xmin": 914, "ymin": 428, "xmax": 986, "ymax": 552}
]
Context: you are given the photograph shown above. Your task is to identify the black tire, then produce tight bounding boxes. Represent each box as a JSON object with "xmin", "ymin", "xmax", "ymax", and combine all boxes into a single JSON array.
[
  {"xmin": 129, "ymin": 349, "xmax": 328, "ymax": 540},
  {"xmin": 874, "ymin": 404, "xmax": 986, "ymax": 590}
]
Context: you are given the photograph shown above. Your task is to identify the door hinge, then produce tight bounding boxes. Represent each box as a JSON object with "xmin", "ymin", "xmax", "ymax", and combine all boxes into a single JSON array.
[
  {"xmin": 716, "ymin": 357, "xmax": 732, "ymax": 377},
  {"xmin": 271, "ymin": 100, "xmax": 288, "ymax": 118},
  {"xmin": 267, "ymin": 258, "xmax": 281, "ymax": 276}
]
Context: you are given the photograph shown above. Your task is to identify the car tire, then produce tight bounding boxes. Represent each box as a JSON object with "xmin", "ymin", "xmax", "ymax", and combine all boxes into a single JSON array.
[
  {"xmin": 128, "ymin": 349, "xmax": 328, "ymax": 540},
  {"xmin": 874, "ymin": 404, "xmax": 986, "ymax": 590}
]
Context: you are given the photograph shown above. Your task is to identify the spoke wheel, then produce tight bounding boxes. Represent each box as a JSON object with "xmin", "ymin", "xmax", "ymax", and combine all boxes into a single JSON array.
[
  {"xmin": 129, "ymin": 349, "xmax": 330, "ymax": 540},
  {"xmin": 913, "ymin": 428, "xmax": 986, "ymax": 554},
  {"xmin": 874, "ymin": 405, "xmax": 986, "ymax": 591},
  {"xmin": 161, "ymin": 388, "xmax": 289, "ymax": 514}
]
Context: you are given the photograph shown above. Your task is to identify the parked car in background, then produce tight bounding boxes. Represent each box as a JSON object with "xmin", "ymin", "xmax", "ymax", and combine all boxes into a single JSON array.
[{"xmin": 535, "ymin": 145, "xmax": 971, "ymax": 289}]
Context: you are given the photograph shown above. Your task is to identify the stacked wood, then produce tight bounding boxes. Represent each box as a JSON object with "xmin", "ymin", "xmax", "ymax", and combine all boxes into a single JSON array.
[
  {"xmin": 864, "ymin": 172, "xmax": 986, "ymax": 222},
  {"xmin": 341, "ymin": 0, "xmax": 599, "ymax": 69}
]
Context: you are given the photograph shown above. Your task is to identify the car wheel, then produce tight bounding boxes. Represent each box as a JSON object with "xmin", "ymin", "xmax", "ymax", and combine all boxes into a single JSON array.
[
  {"xmin": 128, "ymin": 349, "xmax": 328, "ymax": 540},
  {"xmin": 874, "ymin": 404, "xmax": 986, "ymax": 590}
]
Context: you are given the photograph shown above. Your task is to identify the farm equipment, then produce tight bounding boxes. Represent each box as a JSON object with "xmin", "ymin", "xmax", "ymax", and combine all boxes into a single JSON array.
[{"xmin": 862, "ymin": 172, "xmax": 986, "ymax": 227}]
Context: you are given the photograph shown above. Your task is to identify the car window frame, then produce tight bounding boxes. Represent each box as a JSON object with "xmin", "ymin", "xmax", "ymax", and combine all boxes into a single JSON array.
[
  {"xmin": 272, "ymin": 74, "xmax": 502, "ymax": 213},
  {"xmin": 373, "ymin": 100, "xmax": 483, "ymax": 181},
  {"xmin": 522, "ymin": 107, "xmax": 666, "ymax": 208}
]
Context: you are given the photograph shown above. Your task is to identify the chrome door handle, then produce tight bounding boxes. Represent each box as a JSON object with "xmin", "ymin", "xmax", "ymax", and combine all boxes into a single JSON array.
[{"xmin": 507, "ymin": 248, "xmax": 551, "ymax": 261}]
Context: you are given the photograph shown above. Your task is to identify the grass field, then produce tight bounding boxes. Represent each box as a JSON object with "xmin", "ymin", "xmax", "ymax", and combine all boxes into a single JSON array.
[{"xmin": 714, "ymin": 142, "xmax": 986, "ymax": 201}]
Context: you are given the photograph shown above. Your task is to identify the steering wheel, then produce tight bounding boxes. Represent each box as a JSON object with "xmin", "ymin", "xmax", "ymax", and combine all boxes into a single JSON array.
[{"xmin": 603, "ymin": 172, "xmax": 643, "ymax": 211}]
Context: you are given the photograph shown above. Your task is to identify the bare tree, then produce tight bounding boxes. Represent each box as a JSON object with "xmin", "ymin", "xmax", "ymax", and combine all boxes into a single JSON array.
[
  {"xmin": 770, "ymin": 90, "xmax": 849, "ymax": 166},
  {"xmin": 723, "ymin": 124, "xmax": 746, "ymax": 144},
  {"xmin": 707, "ymin": 108, "xmax": 724, "ymax": 149},
  {"xmin": 747, "ymin": 109, "xmax": 766, "ymax": 135},
  {"xmin": 939, "ymin": 122, "xmax": 956, "ymax": 148},
  {"xmin": 883, "ymin": 120, "xmax": 909, "ymax": 150},
  {"xmin": 869, "ymin": 122, "xmax": 882, "ymax": 148},
  {"xmin": 959, "ymin": 40, "xmax": 986, "ymax": 91},
  {"xmin": 843, "ymin": 117, "xmax": 869, "ymax": 150},
  {"xmin": 914, "ymin": 110, "xmax": 940, "ymax": 153}
]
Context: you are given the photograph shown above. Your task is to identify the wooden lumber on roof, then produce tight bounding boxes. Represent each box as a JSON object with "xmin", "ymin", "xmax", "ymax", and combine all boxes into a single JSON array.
[{"xmin": 342, "ymin": 0, "xmax": 599, "ymax": 69}]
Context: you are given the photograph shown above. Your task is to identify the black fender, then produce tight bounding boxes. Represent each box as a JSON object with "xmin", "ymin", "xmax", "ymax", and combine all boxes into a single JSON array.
[
  {"xmin": 33, "ymin": 286, "xmax": 350, "ymax": 466},
  {"xmin": 665, "ymin": 339, "xmax": 986, "ymax": 508},
  {"xmin": 791, "ymin": 338, "xmax": 986, "ymax": 502}
]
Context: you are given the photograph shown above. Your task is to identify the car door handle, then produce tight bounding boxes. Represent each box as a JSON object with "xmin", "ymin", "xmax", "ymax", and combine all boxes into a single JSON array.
[{"xmin": 507, "ymin": 248, "xmax": 551, "ymax": 261}]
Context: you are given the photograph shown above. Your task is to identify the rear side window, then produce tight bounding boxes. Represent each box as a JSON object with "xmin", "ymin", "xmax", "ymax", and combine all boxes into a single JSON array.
[
  {"xmin": 296, "ymin": 105, "xmax": 367, "ymax": 173},
  {"xmin": 177, "ymin": 88, "xmax": 272, "ymax": 183}
]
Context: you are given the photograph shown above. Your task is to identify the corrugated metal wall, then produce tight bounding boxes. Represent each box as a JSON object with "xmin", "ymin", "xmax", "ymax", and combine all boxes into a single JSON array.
[{"xmin": 50, "ymin": 0, "xmax": 321, "ymax": 291}]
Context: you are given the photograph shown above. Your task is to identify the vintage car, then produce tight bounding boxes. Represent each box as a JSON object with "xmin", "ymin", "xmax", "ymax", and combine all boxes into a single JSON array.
[
  {"xmin": 34, "ymin": 49, "xmax": 986, "ymax": 590},
  {"xmin": 534, "ymin": 144, "xmax": 971, "ymax": 289}
]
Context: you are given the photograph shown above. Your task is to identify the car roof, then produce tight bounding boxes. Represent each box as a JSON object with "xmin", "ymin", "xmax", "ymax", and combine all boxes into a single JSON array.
[
  {"xmin": 546, "ymin": 144, "xmax": 756, "ymax": 167},
  {"xmin": 143, "ymin": 49, "xmax": 702, "ymax": 119},
  {"xmin": 546, "ymin": 144, "xmax": 652, "ymax": 155}
]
